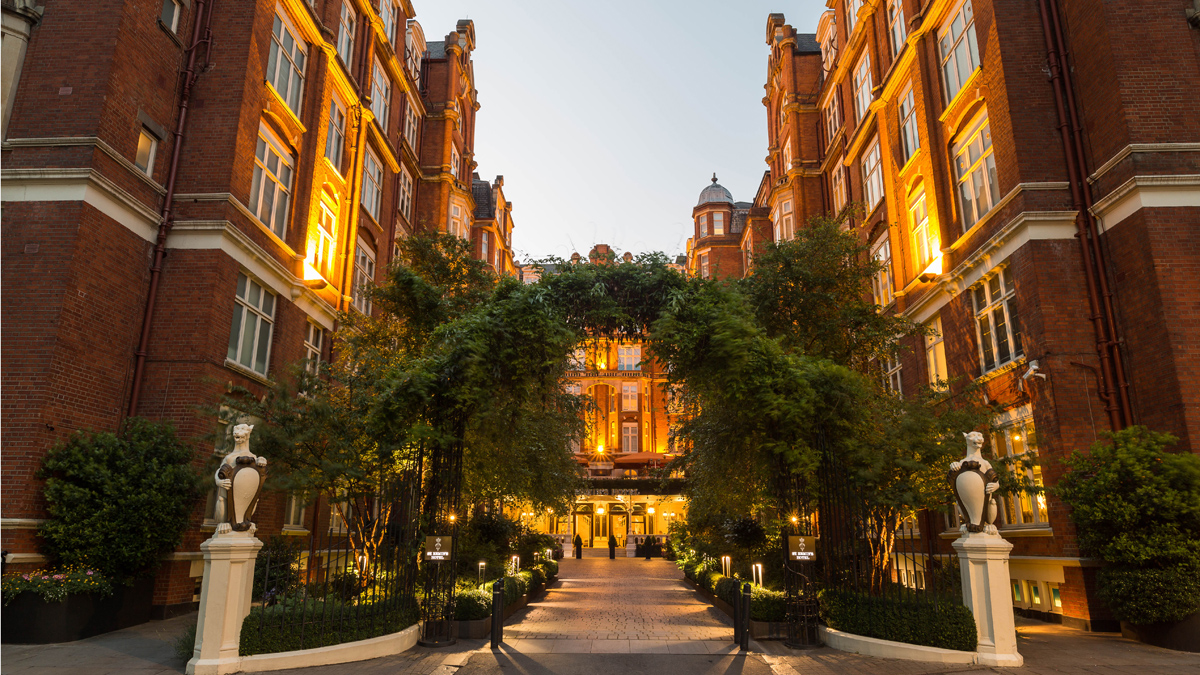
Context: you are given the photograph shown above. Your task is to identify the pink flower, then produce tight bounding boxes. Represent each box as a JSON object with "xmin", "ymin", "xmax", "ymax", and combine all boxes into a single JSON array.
[
  {"xmin": 53, "ymin": 575, "xmax": 64, "ymax": 580},
  {"xmin": 22, "ymin": 575, "xmax": 30, "ymax": 580},
  {"xmin": 87, "ymin": 571, "xmax": 94, "ymax": 576},
  {"xmin": 41, "ymin": 576, "xmax": 49, "ymax": 580}
]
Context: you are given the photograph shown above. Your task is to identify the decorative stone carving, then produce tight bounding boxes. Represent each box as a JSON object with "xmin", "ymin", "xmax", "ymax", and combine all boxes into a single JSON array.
[
  {"xmin": 948, "ymin": 431, "xmax": 1000, "ymax": 535},
  {"xmin": 213, "ymin": 424, "xmax": 267, "ymax": 534}
]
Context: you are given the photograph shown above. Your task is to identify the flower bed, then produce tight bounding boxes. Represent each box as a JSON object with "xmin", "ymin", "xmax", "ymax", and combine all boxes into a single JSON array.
[{"xmin": 1, "ymin": 572, "xmax": 153, "ymax": 644}]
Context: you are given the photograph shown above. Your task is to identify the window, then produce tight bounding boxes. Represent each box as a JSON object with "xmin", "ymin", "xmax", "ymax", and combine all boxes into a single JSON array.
[
  {"xmin": 887, "ymin": 0, "xmax": 907, "ymax": 59},
  {"xmin": 267, "ymin": 9, "xmax": 307, "ymax": 114},
  {"xmin": 450, "ymin": 147, "xmax": 460, "ymax": 180},
  {"xmin": 973, "ymin": 266, "xmax": 1023, "ymax": 373},
  {"xmin": 622, "ymin": 422, "xmax": 638, "ymax": 453},
  {"xmin": 226, "ymin": 272, "xmax": 276, "ymax": 376},
  {"xmin": 853, "ymin": 52, "xmax": 872, "ymax": 122},
  {"xmin": 622, "ymin": 383, "xmax": 638, "ymax": 412},
  {"xmin": 449, "ymin": 204, "xmax": 463, "ymax": 237},
  {"xmin": 991, "ymin": 419, "xmax": 1047, "ymax": 526},
  {"xmin": 926, "ymin": 315, "xmax": 948, "ymax": 388},
  {"xmin": 862, "ymin": 141, "xmax": 883, "ymax": 208},
  {"xmin": 821, "ymin": 30, "xmax": 837, "ymax": 73},
  {"xmin": 1011, "ymin": 581, "xmax": 1023, "ymax": 602},
  {"xmin": 700, "ymin": 253, "xmax": 709, "ymax": 279},
  {"xmin": 570, "ymin": 348, "xmax": 586, "ymax": 370},
  {"xmin": 845, "ymin": 0, "xmax": 863, "ymax": 35},
  {"xmin": 134, "ymin": 128, "xmax": 157, "ymax": 176},
  {"xmin": 831, "ymin": 166, "xmax": 847, "ymax": 214},
  {"xmin": 313, "ymin": 200, "xmax": 336, "ymax": 279},
  {"xmin": 304, "ymin": 321, "xmax": 323, "ymax": 373},
  {"xmin": 954, "ymin": 115, "xmax": 999, "ymax": 231},
  {"xmin": 379, "ymin": 0, "xmax": 398, "ymax": 44},
  {"xmin": 249, "ymin": 125, "xmax": 295, "ymax": 237},
  {"xmin": 899, "ymin": 87, "xmax": 919, "ymax": 163},
  {"xmin": 939, "ymin": 0, "xmax": 980, "ymax": 103},
  {"xmin": 481, "ymin": 231, "xmax": 490, "ymax": 265},
  {"xmin": 337, "ymin": 4, "xmax": 356, "ymax": 67},
  {"xmin": 823, "ymin": 91, "xmax": 842, "ymax": 142},
  {"xmin": 404, "ymin": 98, "xmax": 419, "ymax": 149},
  {"xmin": 352, "ymin": 238, "xmax": 375, "ymax": 314},
  {"xmin": 713, "ymin": 212, "xmax": 724, "ymax": 236},
  {"xmin": 361, "ymin": 149, "xmax": 382, "ymax": 221},
  {"xmin": 783, "ymin": 140, "xmax": 793, "ymax": 172},
  {"xmin": 325, "ymin": 97, "xmax": 346, "ymax": 169},
  {"xmin": 883, "ymin": 353, "xmax": 902, "ymax": 394},
  {"xmin": 780, "ymin": 201, "xmax": 793, "ymax": 240},
  {"xmin": 699, "ymin": 214, "xmax": 708, "ymax": 237},
  {"xmin": 911, "ymin": 191, "xmax": 938, "ymax": 271},
  {"xmin": 405, "ymin": 25, "xmax": 423, "ymax": 81},
  {"xmin": 398, "ymin": 166, "xmax": 413, "ymax": 220},
  {"xmin": 160, "ymin": 0, "xmax": 182, "ymax": 32},
  {"xmin": 370, "ymin": 61, "xmax": 391, "ymax": 130},
  {"xmin": 618, "ymin": 345, "xmax": 641, "ymax": 371},
  {"xmin": 871, "ymin": 236, "xmax": 893, "ymax": 307},
  {"xmin": 284, "ymin": 494, "xmax": 307, "ymax": 528}
]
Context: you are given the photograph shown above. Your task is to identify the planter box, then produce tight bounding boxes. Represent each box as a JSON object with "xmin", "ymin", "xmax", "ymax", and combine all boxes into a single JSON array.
[
  {"xmin": 454, "ymin": 615, "xmax": 492, "ymax": 639},
  {"xmin": 2, "ymin": 577, "xmax": 155, "ymax": 644},
  {"xmin": 1121, "ymin": 611, "xmax": 1200, "ymax": 653}
]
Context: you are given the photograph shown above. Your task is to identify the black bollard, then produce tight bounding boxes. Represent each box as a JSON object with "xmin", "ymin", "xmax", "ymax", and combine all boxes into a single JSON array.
[
  {"xmin": 740, "ymin": 583, "xmax": 752, "ymax": 652},
  {"xmin": 733, "ymin": 581, "xmax": 743, "ymax": 646},
  {"xmin": 490, "ymin": 579, "xmax": 504, "ymax": 649}
]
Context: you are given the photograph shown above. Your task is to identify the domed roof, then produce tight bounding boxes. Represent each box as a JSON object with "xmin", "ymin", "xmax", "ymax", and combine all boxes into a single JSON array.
[{"xmin": 697, "ymin": 173, "xmax": 733, "ymax": 206}]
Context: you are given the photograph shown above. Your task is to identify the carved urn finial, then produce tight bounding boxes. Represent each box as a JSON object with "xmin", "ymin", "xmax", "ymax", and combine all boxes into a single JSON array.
[
  {"xmin": 949, "ymin": 431, "xmax": 1000, "ymax": 535},
  {"xmin": 213, "ymin": 423, "xmax": 267, "ymax": 535}
]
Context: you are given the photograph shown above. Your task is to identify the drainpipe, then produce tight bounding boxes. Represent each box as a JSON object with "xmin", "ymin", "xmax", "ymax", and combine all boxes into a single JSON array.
[
  {"xmin": 1036, "ymin": 0, "xmax": 1129, "ymax": 430},
  {"xmin": 127, "ymin": 0, "xmax": 214, "ymax": 417}
]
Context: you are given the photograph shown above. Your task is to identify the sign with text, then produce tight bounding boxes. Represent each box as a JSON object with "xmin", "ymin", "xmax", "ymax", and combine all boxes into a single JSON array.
[
  {"xmin": 788, "ymin": 535, "xmax": 817, "ymax": 561},
  {"xmin": 425, "ymin": 535, "xmax": 452, "ymax": 562}
]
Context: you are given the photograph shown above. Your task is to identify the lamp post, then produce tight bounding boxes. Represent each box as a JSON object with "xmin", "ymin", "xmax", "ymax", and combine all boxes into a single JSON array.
[
  {"xmin": 478, "ymin": 561, "xmax": 486, "ymax": 583},
  {"xmin": 721, "ymin": 555, "xmax": 731, "ymax": 578},
  {"xmin": 752, "ymin": 563, "xmax": 763, "ymax": 587}
]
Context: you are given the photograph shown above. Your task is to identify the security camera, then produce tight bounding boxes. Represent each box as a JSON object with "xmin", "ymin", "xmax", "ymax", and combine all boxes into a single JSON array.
[{"xmin": 1018, "ymin": 360, "xmax": 1046, "ymax": 392}]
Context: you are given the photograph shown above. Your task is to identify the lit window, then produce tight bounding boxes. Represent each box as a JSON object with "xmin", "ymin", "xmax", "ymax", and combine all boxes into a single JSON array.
[
  {"xmin": 783, "ymin": 139, "xmax": 793, "ymax": 173},
  {"xmin": 823, "ymin": 92, "xmax": 841, "ymax": 142},
  {"xmin": 304, "ymin": 321, "xmax": 324, "ymax": 374},
  {"xmin": 954, "ymin": 114, "xmax": 999, "ymax": 231},
  {"xmin": 134, "ymin": 127, "xmax": 157, "ymax": 176},
  {"xmin": 1051, "ymin": 585, "xmax": 1062, "ymax": 610},
  {"xmin": 911, "ymin": 191, "xmax": 937, "ymax": 272},
  {"xmin": 379, "ymin": 0, "xmax": 398, "ymax": 44},
  {"xmin": 622, "ymin": 382, "xmax": 638, "ymax": 412},
  {"xmin": 781, "ymin": 201, "xmax": 793, "ymax": 240},
  {"xmin": 700, "ymin": 253, "xmax": 709, "ymax": 279},
  {"xmin": 618, "ymin": 345, "xmax": 641, "ymax": 371},
  {"xmin": 569, "ymin": 348, "xmax": 586, "ymax": 370},
  {"xmin": 973, "ymin": 266, "xmax": 1023, "ymax": 373},
  {"xmin": 887, "ymin": 0, "xmax": 907, "ymax": 59},
  {"xmin": 871, "ymin": 235, "xmax": 893, "ymax": 307},
  {"xmin": 226, "ymin": 272, "xmax": 276, "ymax": 376},
  {"xmin": 883, "ymin": 353, "xmax": 903, "ymax": 395},
  {"xmin": 360, "ymin": 149, "xmax": 383, "ymax": 221},
  {"xmin": 831, "ymin": 166, "xmax": 847, "ymax": 214},
  {"xmin": 939, "ymin": 0, "xmax": 980, "ymax": 103},
  {"xmin": 267, "ymin": 9, "xmax": 307, "ymax": 115},
  {"xmin": 313, "ymin": 200, "xmax": 336, "ymax": 279},
  {"xmin": 853, "ymin": 52, "xmax": 872, "ymax": 122},
  {"xmin": 925, "ymin": 315, "xmax": 947, "ymax": 388},
  {"xmin": 404, "ymin": 97, "xmax": 420, "ymax": 149},
  {"xmin": 352, "ymin": 238, "xmax": 376, "ymax": 314},
  {"xmin": 1029, "ymin": 581, "xmax": 1041, "ymax": 605},
  {"xmin": 160, "ymin": 0, "xmax": 182, "ymax": 32},
  {"xmin": 862, "ymin": 140, "xmax": 883, "ymax": 208},
  {"xmin": 398, "ymin": 166, "xmax": 413, "ymax": 220},
  {"xmin": 713, "ymin": 212, "xmax": 724, "ymax": 236},
  {"xmin": 899, "ymin": 86, "xmax": 919, "ymax": 163},
  {"xmin": 337, "ymin": 4, "xmax": 356, "ymax": 67},
  {"xmin": 370, "ymin": 61, "xmax": 391, "ymax": 130},
  {"xmin": 992, "ymin": 419, "xmax": 1048, "ymax": 527},
  {"xmin": 325, "ymin": 97, "xmax": 346, "ymax": 169},
  {"xmin": 622, "ymin": 422, "xmax": 638, "ymax": 453},
  {"xmin": 699, "ymin": 214, "xmax": 708, "ymax": 237},
  {"xmin": 249, "ymin": 124, "xmax": 295, "ymax": 237},
  {"xmin": 284, "ymin": 494, "xmax": 307, "ymax": 528},
  {"xmin": 1011, "ymin": 581, "xmax": 1023, "ymax": 602}
]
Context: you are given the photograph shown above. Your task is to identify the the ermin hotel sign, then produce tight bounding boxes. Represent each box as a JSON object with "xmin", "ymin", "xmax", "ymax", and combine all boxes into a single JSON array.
[
  {"xmin": 425, "ymin": 535, "xmax": 452, "ymax": 562},
  {"xmin": 788, "ymin": 535, "xmax": 816, "ymax": 561}
]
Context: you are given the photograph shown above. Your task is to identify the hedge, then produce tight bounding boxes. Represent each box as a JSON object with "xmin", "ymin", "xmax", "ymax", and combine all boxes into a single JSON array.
[
  {"xmin": 240, "ymin": 599, "xmax": 419, "ymax": 655},
  {"xmin": 455, "ymin": 588, "xmax": 492, "ymax": 621},
  {"xmin": 540, "ymin": 559, "xmax": 558, "ymax": 579},
  {"xmin": 526, "ymin": 565, "xmax": 546, "ymax": 588},
  {"xmin": 479, "ymin": 576, "xmax": 523, "ymax": 607},
  {"xmin": 819, "ymin": 588, "xmax": 976, "ymax": 652}
]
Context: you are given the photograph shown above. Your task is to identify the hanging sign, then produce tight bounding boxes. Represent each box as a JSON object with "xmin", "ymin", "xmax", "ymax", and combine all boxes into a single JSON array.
[
  {"xmin": 788, "ymin": 535, "xmax": 817, "ymax": 561},
  {"xmin": 425, "ymin": 535, "xmax": 452, "ymax": 562}
]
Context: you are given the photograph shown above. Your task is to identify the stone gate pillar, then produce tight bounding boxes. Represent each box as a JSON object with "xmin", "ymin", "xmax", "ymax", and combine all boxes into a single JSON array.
[
  {"xmin": 954, "ymin": 533, "xmax": 1023, "ymax": 667},
  {"xmin": 186, "ymin": 531, "xmax": 263, "ymax": 675}
]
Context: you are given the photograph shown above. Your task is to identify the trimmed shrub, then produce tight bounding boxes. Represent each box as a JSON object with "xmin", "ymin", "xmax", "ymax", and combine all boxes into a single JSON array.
[
  {"xmin": 1097, "ymin": 562, "xmax": 1200, "ymax": 626},
  {"xmin": 239, "ymin": 598, "xmax": 419, "ymax": 655},
  {"xmin": 819, "ymin": 588, "xmax": 976, "ymax": 652},
  {"xmin": 527, "ymin": 565, "xmax": 546, "ymax": 588},
  {"xmin": 541, "ymin": 559, "xmax": 559, "ymax": 579},
  {"xmin": 455, "ymin": 588, "xmax": 492, "ymax": 621},
  {"xmin": 480, "ymin": 576, "xmax": 523, "ymax": 607},
  {"xmin": 715, "ymin": 576, "xmax": 740, "ymax": 606},
  {"xmin": 750, "ymin": 586, "xmax": 786, "ymax": 622},
  {"xmin": 516, "ymin": 570, "xmax": 533, "ymax": 595}
]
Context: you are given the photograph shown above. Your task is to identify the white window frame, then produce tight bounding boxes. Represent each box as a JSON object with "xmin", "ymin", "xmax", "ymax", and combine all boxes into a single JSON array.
[
  {"xmin": 304, "ymin": 321, "xmax": 324, "ymax": 374},
  {"xmin": 249, "ymin": 123, "xmax": 295, "ymax": 238},
  {"xmin": 160, "ymin": 0, "xmax": 182, "ymax": 33},
  {"xmin": 823, "ymin": 92, "xmax": 842, "ymax": 142},
  {"xmin": 883, "ymin": 353, "xmax": 903, "ymax": 395},
  {"xmin": 361, "ymin": 148, "xmax": 383, "ymax": 222},
  {"xmin": 853, "ymin": 52, "xmax": 872, "ymax": 123},
  {"xmin": 404, "ymin": 97, "xmax": 419, "ymax": 149},
  {"xmin": 405, "ymin": 24, "xmax": 423, "ymax": 81},
  {"xmin": 352, "ymin": 237, "xmax": 376, "ymax": 314},
  {"xmin": 938, "ymin": 0, "xmax": 980, "ymax": 104},
  {"xmin": 450, "ymin": 147, "xmax": 460, "ymax": 180},
  {"xmin": 398, "ymin": 166, "xmax": 413, "ymax": 220},
  {"xmin": 845, "ymin": 0, "xmax": 863, "ymax": 36},
  {"xmin": 267, "ymin": 8, "xmax": 307, "ymax": 115},
  {"xmin": 871, "ymin": 235, "xmax": 893, "ymax": 308},
  {"xmin": 617, "ymin": 345, "xmax": 641, "ymax": 372},
  {"xmin": 134, "ymin": 127, "xmax": 157, "ymax": 176},
  {"xmin": 973, "ymin": 266, "xmax": 1024, "ymax": 373},
  {"xmin": 325, "ymin": 96, "xmax": 346, "ymax": 170},
  {"xmin": 831, "ymin": 165, "xmax": 847, "ymax": 214},
  {"xmin": 622, "ymin": 382, "xmax": 638, "ymax": 412},
  {"xmin": 337, "ymin": 4, "xmax": 356, "ymax": 67},
  {"xmin": 991, "ymin": 419, "xmax": 1048, "ymax": 527},
  {"xmin": 899, "ymin": 86, "xmax": 919, "ymax": 163},
  {"xmin": 226, "ymin": 272, "xmax": 276, "ymax": 376},
  {"xmin": 780, "ymin": 200, "xmax": 793, "ymax": 240},
  {"xmin": 481, "ymin": 230, "xmax": 490, "ymax": 265},
  {"xmin": 862, "ymin": 140, "xmax": 883, "ymax": 209},
  {"xmin": 621, "ymin": 422, "xmax": 638, "ymax": 453},
  {"xmin": 887, "ymin": 0, "xmax": 907, "ymax": 59},
  {"xmin": 925, "ymin": 315, "xmax": 947, "ymax": 388},
  {"xmin": 713, "ymin": 212, "xmax": 724, "ymax": 236},
  {"xmin": 370, "ymin": 61, "xmax": 391, "ymax": 131},
  {"xmin": 379, "ymin": 0, "xmax": 398, "ymax": 44},
  {"xmin": 954, "ymin": 114, "xmax": 999, "ymax": 231},
  {"xmin": 313, "ymin": 200, "xmax": 336, "ymax": 279},
  {"xmin": 699, "ymin": 214, "xmax": 708, "ymax": 237},
  {"xmin": 911, "ymin": 191, "xmax": 937, "ymax": 272},
  {"xmin": 449, "ymin": 204, "xmax": 463, "ymax": 238},
  {"xmin": 821, "ymin": 31, "xmax": 837, "ymax": 73},
  {"xmin": 700, "ymin": 253, "xmax": 710, "ymax": 279},
  {"xmin": 284, "ymin": 494, "xmax": 307, "ymax": 528}
]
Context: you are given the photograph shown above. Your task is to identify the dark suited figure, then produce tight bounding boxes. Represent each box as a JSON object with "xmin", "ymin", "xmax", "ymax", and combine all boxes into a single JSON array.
[{"xmin": 574, "ymin": 533, "xmax": 583, "ymax": 559}]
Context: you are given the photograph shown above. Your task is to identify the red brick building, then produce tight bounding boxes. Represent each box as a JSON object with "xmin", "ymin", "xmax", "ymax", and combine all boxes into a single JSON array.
[
  {"xmin": 1, "ymin": 0, "xmax": 512, "ymax": 617},
  {"xmin": 729, "ymin": 2, "xmax": 1199, "ymax": 631}
]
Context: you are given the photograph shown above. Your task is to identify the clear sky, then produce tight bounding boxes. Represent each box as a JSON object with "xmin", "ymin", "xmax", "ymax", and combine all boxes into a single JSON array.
[{"xmin": 415, "ymin": 0, "xmax": 827, "ymax": 262}]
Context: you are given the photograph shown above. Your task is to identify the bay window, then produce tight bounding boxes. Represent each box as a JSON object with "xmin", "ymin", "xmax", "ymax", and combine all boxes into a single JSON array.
[
  {"xmin": 618, "ymin": 345, "xmax": 641, "ymax": 371},
  {"xmin": 973, "ymin": 266, "xmax": 1024, "ymax": 373},
  {"xmin": 249, "ymin": 124, "xmax": 295, "ymax": 238},
  {"xmin": 938, "ymin": 0, "xmax": 980, "ymax": 103},
  {"xmin": 862, "ymin": 140, "xmax": 883, "ymax": 208},
  {"xmin": 871, "ymin": 235, "xmax": 893, "ymax": 307},
  {"xmin": 227, "ymin": 272, "xmax": 275, "ymax": 376},
  {"xmin": 954, "ymin": 114, "xmax": 999, "ymax": 231},
  {"xmin": 853, "ymin": 53, "xmax": 872, "ymax": 122},
  {"xmin": 911, "ymin": 191, "xmax": 937, "ymax": 272},
  {"xmin": 992, "ymin": 419, "xmax": 1048, "ymax": 527},
  {"xmin": 267, "ymin": 8, "xmax": 307, "ymax": 115}
]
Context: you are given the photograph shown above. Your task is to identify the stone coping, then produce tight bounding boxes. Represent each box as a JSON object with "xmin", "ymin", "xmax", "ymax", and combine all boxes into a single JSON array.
[
  {"xmin": 237, "ymin": 623, "xmax": 420, "ymax": 673},
  {"xmin": 818, "ymin": 626, "xmax": 977, "ymax": 664}
]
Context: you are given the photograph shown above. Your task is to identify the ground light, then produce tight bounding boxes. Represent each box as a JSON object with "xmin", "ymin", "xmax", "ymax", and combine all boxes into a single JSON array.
[
  {"xmin": 478, "ymin": 561, "xmax": 486, "ymax": 582},
  {"xmin": 721, "ymin": 555, "xmax": 731, "ymax": 578},
  {"xmin": 752, "ymin": 563, "xmax": 764, "ymax": 587},
  {"xmin": 510, "ymin": 555, "xmax": 520, "ymax": 575}
]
